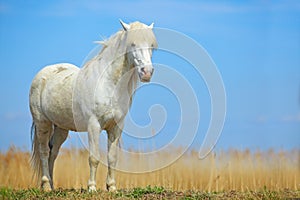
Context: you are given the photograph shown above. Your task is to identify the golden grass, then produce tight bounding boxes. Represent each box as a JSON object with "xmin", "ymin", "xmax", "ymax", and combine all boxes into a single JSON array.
[{"xmin": 0, "ymin": 146, "xmax": 299, "ymax": 191}]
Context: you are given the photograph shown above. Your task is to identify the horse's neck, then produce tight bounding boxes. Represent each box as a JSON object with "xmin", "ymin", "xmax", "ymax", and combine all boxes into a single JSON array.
[{"xmin": 81, "ymin": 39, "xmax": 137, "ymax": 100}]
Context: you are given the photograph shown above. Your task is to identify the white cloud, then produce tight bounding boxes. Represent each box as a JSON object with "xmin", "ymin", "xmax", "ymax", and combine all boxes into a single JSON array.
[
  {"xmin": 40, "ymin": 0, "xmax": 300, "ymax": 18},
  {"xmin": 0, "ymin": 2, "xmax": 10, "ymax": 14},
  {"xmin": 2, "ymin": 112, "xmax": 26, "ymax": 121},
  {"xmin": 256, "ymin": 115, "xmax": 268, "ymax": 123},
  {"xmin": 35, "ymin": 0, "xmax": 300, "ymax": 35},
  {"xmin": 256, "ymin": 112, "xmax": 300, "ymax": 123},
  {"xmin": 281, "ymin": 113, "xmax": 300, "ymax": 122},
  {"xmin": 42, "ymin": 1, "xmax": 231, "ymax": 18}
]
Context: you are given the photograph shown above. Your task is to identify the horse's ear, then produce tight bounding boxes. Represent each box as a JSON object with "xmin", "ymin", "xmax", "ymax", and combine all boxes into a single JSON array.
[
  {"xmin": 149, "ymin": 23, "xmax": 154, "ymax": 29},
  {"xmin": 119, "ymin": 19, "xmax": 130, "ymax": 31}
]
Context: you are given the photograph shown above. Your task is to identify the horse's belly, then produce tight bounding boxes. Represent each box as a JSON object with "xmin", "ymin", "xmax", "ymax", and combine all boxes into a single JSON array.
[{"xmin": 40, "ymin": 64, "xmax": 79, "ymax": 131}]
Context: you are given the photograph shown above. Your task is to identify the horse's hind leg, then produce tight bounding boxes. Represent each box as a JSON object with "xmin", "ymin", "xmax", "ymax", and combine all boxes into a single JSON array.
[
  {"xmin": 36, "ymin": 122, "xmax": 53, "ymax": 191},
  {"xmin": 48, "ymin": 126, "xmax": 68, "ymax": 189}
]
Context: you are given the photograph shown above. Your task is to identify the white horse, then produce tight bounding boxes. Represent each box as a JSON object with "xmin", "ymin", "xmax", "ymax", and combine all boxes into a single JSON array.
[{"xmin": 29, "ymin": 20, "xmax": 157, "ymax": 192}]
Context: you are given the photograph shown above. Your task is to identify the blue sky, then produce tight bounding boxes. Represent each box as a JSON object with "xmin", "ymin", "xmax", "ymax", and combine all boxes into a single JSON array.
[{"xmin": 0, "ymin": 0, "xmax": 299, "ymax": 152}]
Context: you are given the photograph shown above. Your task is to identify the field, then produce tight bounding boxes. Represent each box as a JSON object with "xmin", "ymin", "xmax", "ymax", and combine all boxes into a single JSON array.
[{"xmin": 0, "ymin": 146, "xmax": 299, "ymax": 199}]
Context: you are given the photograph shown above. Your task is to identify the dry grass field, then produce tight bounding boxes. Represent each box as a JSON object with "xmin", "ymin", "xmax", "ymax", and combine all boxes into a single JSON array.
[{"xmin": 0, "ymin": 146, "xmax": 299, "ymax": 199}]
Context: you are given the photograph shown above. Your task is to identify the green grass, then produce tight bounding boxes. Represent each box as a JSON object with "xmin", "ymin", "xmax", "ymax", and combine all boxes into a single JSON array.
[{"xmin": 0, "ymin": 186, "xmax": 299, "ymax": 200}]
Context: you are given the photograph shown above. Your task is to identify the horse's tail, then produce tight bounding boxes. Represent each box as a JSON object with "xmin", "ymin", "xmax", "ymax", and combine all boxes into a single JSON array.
[{"xmin": 30, "ymin": 122, "xmax": 42, "ymax": 182}]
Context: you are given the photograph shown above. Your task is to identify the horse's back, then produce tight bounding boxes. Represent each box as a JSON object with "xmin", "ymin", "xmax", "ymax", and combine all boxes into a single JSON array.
[{"xmin": 30, "ymin": 63, "xmax": 79, "ymax": 131}]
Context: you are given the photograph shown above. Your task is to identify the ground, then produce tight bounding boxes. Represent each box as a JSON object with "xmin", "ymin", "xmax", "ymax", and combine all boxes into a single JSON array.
[{"xmin": 1, "ymin": 186, "xmax": 299, "ymax": 200}]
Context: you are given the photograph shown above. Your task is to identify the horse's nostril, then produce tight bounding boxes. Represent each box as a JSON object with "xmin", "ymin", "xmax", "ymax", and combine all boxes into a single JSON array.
[{"xmin": 141, "ymin": 67, "xmax": 146, "ymax": 73}]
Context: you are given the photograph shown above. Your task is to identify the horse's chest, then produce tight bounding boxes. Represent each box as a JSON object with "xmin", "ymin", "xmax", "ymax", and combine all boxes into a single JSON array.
[{"xmin": 95, "ymin": 100, "xmax": 127, "ymax": 130}]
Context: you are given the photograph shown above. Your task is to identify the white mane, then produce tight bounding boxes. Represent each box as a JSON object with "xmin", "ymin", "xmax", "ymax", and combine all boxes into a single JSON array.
[{"xmin": 83, "ymin": 22, "xmax": 157, "ymax": 105}]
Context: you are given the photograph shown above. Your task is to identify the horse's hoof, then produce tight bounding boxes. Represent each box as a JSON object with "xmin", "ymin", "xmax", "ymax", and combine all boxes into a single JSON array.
[
  {"xmin": 107, "ymin": 185, "xmax": 117, "ymax": 192},
  {"xmin": 42, "ymin": 184, "xmax": 52, "ymax": 192},
  {"xmin": 88, "ymin": 185, "xmax": 97, "ymax": 192},
  {"xmin": 41, "ymin": 176, "xmax": 52, "ymax": 192},
  {"xmin": 88, "ymin": 180, "xmax": 97, "ymax": 192}
]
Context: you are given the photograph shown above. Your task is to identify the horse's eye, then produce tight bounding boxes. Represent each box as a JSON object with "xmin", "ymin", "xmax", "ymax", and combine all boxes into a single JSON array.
[{"xmin": 131, "ymin": 43, "xmax": 136, "ymax": 47}]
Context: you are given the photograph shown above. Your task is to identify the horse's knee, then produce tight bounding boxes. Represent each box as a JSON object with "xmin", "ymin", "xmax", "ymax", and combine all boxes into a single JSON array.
[
  {"xmin": 39, "ymin": 145, "xmax": 50, "ymax": 158},
  {"xmin": 89, "ymin": 156, "xmax": 99, "ymax": 168},
  {"xmin": 107, "ymin": 153, "xmax": 117, "ymax": 165}
]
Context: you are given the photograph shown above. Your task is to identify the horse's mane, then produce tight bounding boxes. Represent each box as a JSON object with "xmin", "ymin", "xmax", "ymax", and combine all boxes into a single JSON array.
[
  {"xmin": 96, "ymin": 22, "xmax": 157, "ymax": 59},
  {"xmin": 84, "ymin": 21, "xmax": 157, "ymax": 102}
]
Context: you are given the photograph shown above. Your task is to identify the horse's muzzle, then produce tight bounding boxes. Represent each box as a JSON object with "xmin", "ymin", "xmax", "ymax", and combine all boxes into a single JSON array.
[
  {"xmin": 140, "ymin": 73, "xmax": 152, "ymax": 82},
  {"xmin": 139, "ymin": 67, "xmax": 153, "ymax": 82}
]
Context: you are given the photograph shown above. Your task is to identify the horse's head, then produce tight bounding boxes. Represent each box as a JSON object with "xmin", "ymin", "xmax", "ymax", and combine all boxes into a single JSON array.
[{"xmin": 120, "ymin": 20, "xmax": 157, "ymax": 82}]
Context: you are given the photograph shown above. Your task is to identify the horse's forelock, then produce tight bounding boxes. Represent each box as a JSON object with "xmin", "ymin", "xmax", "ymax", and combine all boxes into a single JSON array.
[{"xmin": 125, "ymin": 28, "xmax": 157, "ymax": 48}]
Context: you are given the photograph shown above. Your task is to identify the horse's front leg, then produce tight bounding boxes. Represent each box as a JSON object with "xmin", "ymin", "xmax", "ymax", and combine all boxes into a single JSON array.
[
  {"xmin": 106, "ymin": 122, "xmax": 123, "ymax": 192},
  {"xmin": 87, "ymin": 116, "xmax": 101, "ymax": 192}
]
